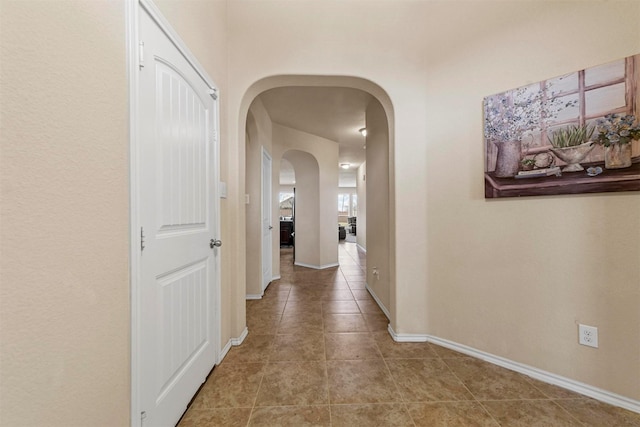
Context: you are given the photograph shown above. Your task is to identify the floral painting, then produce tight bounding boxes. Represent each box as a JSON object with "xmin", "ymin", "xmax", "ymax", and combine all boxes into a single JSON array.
[{"xmin": 483, "ymin": 54, "xmax": 640, "ymax": 198}]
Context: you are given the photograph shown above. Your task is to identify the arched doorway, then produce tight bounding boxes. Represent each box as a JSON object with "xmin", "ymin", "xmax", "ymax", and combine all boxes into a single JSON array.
[{"xmin": 241, "ymin": 75, "xmax": 396, "ymax": 327}]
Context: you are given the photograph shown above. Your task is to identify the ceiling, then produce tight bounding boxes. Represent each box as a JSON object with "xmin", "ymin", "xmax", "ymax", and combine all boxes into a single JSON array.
[{"xmin": 258, "ymin": 86, "xmax": 372, "ymax": 187}]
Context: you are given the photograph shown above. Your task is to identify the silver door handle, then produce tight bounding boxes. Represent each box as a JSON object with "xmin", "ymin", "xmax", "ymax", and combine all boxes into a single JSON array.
[
  {"xmin": 268, "ymin": 226, "xmax": 273, "ymax": 230},
  {"xmin": 210, "ymin": 239, "xmax": 222, "ymax": 248}
]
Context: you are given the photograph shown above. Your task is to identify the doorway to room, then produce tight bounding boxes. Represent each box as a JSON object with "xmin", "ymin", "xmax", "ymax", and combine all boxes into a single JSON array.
[{"xmin": 242, "ymin": 76, "xmax": 394, "ymax": 322}]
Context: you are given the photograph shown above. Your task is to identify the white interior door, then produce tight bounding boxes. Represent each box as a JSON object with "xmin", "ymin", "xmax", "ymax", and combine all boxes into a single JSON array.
[
  {"xmin": 262, "ymin": 148, "xmax": 272, "ymax": 291},
  {"xmin": 137, "ymin": 5, "xmax": 219, "ymax": 426}
]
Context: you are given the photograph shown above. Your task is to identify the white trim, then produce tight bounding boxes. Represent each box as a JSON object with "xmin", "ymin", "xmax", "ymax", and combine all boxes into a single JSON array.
[
  {"xmin": 217, "ymin": 327, "xmax": 249, "ymax": 364},
  {"xmin": 232, "ymin": 327, "xmax": 249, "ymax": 346},
  {"xmin": 218, "ymin": 340, "xmax": 232, "ymax": 364},
  {"xmin": 126, "ymin": 1, "xmax": 140, "ymax": 425},
  {"xmin": 139, "ymin": 0, "xmax": 218, "ymax": 92},
  {"xmin": 129, "ymin": 2, "xmax": 221, "ymax": 425},
  {"xmin": 211, "ymin": 63, "xmax": 222, "ymax": 389},
  {"xmin": 261, "ymin": 147, "xmax": 273, "ymax": 292},
  {"xmin": 356, "ymin": 244, "xmax": 366, "ymax": 253},
  {"xmin": 364, "ymin": 282, "xmax": 390, "ymax": 318},
  {"xmin": 294, "ymin": 261, "xmax": 340, "ymax": 270},
  {"xmin": 247, "ymin": 274, "xmax": 280, "ymax": 299},
  {"xmin": 387, "ymin": 328, "xmax": 640, "ymax": 414}
]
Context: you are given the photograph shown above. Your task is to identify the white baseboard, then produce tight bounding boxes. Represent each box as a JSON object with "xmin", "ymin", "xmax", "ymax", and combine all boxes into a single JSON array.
[
  {"xmin": 364, "ymin": 282, "xmax": 390, "ymax": 319},
  {"xmin": 356, "ymin": 244, "xmax": 366, "ymax": 253},
  {"xmin": 217, "ymin": 341, "xmax": 231, "ymax": 364},
  {"xmin": 247, "ymin": 276, "xmax": 280, "ymax": 300},
  {"xmin": 294, "ymin": 261, "xmax": 339, "ymax": 269},
  {"xmin": 387, "ymin": 327, "xmax": 640, "ymax": 414},
  {"xmin": 218, "ymin": 327, "xmax": 249, "ymax": 364},
  {"xmin": 231, "ymin": 327, "xmax": 248, "ymax": 346}
]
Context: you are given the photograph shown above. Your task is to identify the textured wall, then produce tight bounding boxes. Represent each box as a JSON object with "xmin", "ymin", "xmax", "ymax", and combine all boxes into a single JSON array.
[
  {"xmin": 365, "ymin": 100, "xmax": 390, "ymax": 310},
  {"xmin": 421, "ymin": 1, "xmax": 640, "ymax": 401},
  {"xmin": 0, "ymin": 1, "xmax": 130, "ymax": 425}
]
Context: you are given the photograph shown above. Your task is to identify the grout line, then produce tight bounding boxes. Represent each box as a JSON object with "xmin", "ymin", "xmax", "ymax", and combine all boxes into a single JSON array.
[
  {"xmin": 246, "ymin": 358, "xmax": 266, "ymax": 426},
  {"xmin": 376, "ymin": 344, "xmax": 418, "ymax": 427},
  {"xmin": 439, "ymin": 357, "xmax": 504, "ymax": 426},
  {"xmin": 547, "ymin": 400, "xmax": 588, "ymax": 426}
]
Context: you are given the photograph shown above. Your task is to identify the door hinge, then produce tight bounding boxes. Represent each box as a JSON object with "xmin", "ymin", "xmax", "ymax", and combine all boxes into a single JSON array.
[
  {"xmin": 140, "ymin": 227, "xmax": 145, "ymax": 251},
  {"xmin": 138, "ymin": 41, "xmax": 145, "ymax": 69},
  {"xmin": 208, "ymin": 88, "xmax": 218, "ymax": 100},
  {"xmin": 141, "ymin": 411, "xmax": 147, "ymax": 423}
]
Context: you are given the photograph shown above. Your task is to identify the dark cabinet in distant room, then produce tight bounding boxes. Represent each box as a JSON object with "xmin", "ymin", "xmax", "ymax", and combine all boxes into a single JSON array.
[
  {"xmin": 280, "ymin": 220, "xmax": 294, "ymax": 247},
  {"xmin": 348, "ymin": 216, "xmax": 356, "ymax": 235}
]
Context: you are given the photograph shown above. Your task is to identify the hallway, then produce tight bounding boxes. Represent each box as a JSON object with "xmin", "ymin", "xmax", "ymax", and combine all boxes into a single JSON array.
[{"xmin": 178, "ymin": 243, "xmax": 640, "ymax": 426}]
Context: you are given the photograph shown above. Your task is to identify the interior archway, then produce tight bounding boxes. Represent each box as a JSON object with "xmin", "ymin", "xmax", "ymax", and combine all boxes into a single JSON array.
[
  {"xmin": 282, "ymin": 150, "xmax": 321, "ymax": 268},
  {"xmin": 245, "ymin": 111, "xmax": 263, "ymax": 298},
  {"xmin": 241, "ymin": 75, "xmax": 396, "ymax": 328}
]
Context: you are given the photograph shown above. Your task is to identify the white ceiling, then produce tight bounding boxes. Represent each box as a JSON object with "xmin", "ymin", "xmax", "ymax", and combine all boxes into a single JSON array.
[{"xmin": 258, "ymin": 86, "xmax": 371, "ymax": 187}]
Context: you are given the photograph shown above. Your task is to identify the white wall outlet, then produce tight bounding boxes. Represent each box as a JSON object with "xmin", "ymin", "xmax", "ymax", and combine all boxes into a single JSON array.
[{"xmin": 578, "ymin": 324, "xmax": 598, "ymax": 348}]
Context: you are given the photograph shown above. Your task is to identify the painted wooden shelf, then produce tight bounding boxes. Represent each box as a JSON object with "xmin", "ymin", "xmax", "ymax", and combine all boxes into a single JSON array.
[{"xmin": 485, "ymin": 160, "xmax": 640, "ymax": 198}]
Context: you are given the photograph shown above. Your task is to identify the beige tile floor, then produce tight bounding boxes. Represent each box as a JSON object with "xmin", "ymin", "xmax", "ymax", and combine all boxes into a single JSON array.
[{"xmin": 179, "ymin": 242, "xmax": 640, "ymax": 426}]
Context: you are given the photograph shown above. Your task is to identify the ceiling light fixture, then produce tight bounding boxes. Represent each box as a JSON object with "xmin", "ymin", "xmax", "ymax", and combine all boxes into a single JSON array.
[
  {"xmin": 359, "ymin": 127, "xmax": 367, "ymax": 137},
  {"xmin": 340, "ymin": 163, "xmax": 350, "ymax": 169}
]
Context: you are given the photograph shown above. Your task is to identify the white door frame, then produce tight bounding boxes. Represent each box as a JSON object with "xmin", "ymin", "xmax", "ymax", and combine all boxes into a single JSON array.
[
  {"xmin": 127, "ymin": 1, "xmax": 221, "ymax": 425},
  {"xmin": 261, "ymin": 147, "xmax": 272, "ymax": 291}
]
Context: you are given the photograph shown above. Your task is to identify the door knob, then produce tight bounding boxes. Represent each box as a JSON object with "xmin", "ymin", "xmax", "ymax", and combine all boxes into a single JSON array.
[
  {"xmin": 210, "ymin": 239, "xmax": 222, "ymax": 248},
  {"xmin": 268, "ymin": 226, "xmax": 273, "ymax": 230}
]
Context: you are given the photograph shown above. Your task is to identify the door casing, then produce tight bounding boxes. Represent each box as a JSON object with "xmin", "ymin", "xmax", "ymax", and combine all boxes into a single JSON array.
[
  {"xmin": 127, "ymin": 1, "xmax": 221, "ymax": 425},
  {"xmin": 261, "ymin": 148, "xmax": 272, "ymax": 291}
]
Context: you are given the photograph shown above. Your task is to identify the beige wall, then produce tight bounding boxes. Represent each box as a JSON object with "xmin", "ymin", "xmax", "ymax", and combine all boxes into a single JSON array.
[
  {"xmin": 421, "ymin": 2, "xmax": 640, "ymax": 400},
  {"xmin": 365, "ymin": 100, "xmax": 391, "ymax": 311},
  {"xmin": 228, "ymin": 1, "xmax": 640, "ymax": 401},
  {"xmin": 0, "ymin": 1, "xmax": 130, "ymax": 425}
]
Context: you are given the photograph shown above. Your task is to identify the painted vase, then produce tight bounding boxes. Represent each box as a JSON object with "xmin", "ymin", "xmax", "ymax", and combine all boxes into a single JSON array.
[
  {"xmin": 550, "ymin": 142, "xmax": 595, "ymax": 172},
  {"xmin": 494, "ymin": 140, "xmax": 522, "ymax": 177},
  {"xmin": 604, "ymin": 143, "xmax": 632, "ymax": 169}
]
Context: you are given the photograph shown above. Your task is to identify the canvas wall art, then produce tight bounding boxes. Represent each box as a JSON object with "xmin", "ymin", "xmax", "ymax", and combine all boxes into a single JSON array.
[{"xmin": 484, "ymin": 54, "xmax": 640, "ymax": 198}]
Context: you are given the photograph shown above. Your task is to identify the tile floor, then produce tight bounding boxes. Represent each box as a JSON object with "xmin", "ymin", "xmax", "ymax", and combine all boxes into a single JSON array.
[{"xmin": 179, "ymin": 242, "xmax": 640, "ymax": 426}]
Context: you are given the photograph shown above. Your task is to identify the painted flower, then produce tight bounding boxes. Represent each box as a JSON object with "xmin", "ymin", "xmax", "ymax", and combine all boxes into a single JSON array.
[
  {"xmin": 593, "ymin": 113, "xmax": 640, "ymax": 147},
  {"xmin": 484, "ymin": 82, "xmax": 576, "ymax": 143}
]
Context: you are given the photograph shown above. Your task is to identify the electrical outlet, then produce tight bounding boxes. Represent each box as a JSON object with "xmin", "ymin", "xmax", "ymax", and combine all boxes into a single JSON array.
[{"xmin": 578, "ymin": 324, "xmax": 598, "ymax": 348}]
